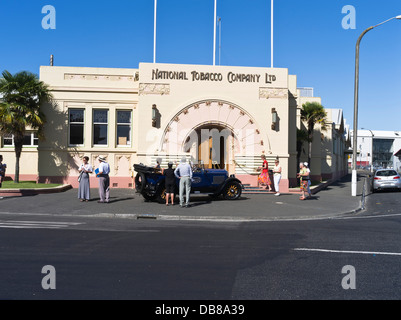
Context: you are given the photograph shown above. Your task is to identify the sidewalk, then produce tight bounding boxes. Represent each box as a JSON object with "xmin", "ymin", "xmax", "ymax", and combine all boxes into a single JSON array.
[{"xmin": 0, "ymin": 174, "xmax": 364, "ymax": 222}]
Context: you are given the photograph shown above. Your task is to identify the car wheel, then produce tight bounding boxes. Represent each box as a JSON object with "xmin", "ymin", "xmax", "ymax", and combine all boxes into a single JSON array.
[
  {"xmin": 223, "ymin": 181, "xmax": 242, "ymax": 200},
  {"xmin": 135, "ymin": 172, "xmax": 146, "ymax": 193}
]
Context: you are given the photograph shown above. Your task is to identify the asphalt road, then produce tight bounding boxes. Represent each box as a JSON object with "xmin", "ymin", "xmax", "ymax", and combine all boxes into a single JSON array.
[{"xmin": 0, "ymin": 189, "xmax": 400, "ymax": 303}]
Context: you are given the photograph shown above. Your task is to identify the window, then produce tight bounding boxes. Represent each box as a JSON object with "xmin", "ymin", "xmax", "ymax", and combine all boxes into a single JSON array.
[
  {"xmin": 2, "ymin": 132, "xmax": 38, "ymax": 147},
  {"xmin": 376, "ymin": 170, "xmax": 397, "ymax": 177},
  {"xmin": 3, "ymin": 133, "xmax": 13, "ymax": 146},
  {"xmin": 25, "ymin": 132, "xmax": 39, "ymax": 146},
  {"xmin": 373, "ymin": 139, "xmax": 394, "ymax": 167},
  {"xmin": 93, "ymin": 109, "xmax": 108, "ymax": 146},
  {"xmin": 69, "ymin": 109, "xmax": 84, "ymax": 145},
  {"xmin": 116, "ymin": 110, "xmax": 132, "ymax": 146}
]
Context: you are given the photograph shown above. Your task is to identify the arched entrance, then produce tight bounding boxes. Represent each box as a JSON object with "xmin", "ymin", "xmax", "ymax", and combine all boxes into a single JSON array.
[{"xmin": 159, "ymin": 100, "xmax": 266, "ymax": 174}]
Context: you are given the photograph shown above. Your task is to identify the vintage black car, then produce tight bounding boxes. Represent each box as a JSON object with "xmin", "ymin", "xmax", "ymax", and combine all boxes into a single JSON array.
[{"xmin": 133, "ymin": 163, "xmax": 243, "ymax": 203}]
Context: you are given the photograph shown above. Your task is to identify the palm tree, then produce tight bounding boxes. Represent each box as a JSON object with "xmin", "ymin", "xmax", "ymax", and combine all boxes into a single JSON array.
[
  {"xmin": 0, "ymin": 70, "xmax": 52, "ymax": 183},
  {"xmin": 300, "ymin": 102, "xmax": 328, "ymax": 167}
]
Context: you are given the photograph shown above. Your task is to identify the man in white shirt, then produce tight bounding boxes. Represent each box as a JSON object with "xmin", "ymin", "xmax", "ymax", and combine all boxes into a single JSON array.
[
  {"xmin": 96, "ymin": 155, "xmax": 110, "ymax": 203},
  {"xmin": 174, "ymin": 157, "xmax": 193, "ymax": 207}
]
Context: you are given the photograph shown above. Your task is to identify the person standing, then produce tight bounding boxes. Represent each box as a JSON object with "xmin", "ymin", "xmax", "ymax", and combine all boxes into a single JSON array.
[
  {"xmin": 78, "ymin": 156, "xmax": 93, "ymax": 202},
  {"xmin": 174, "ymin": 157, "xmax": 193, "ymax": 208},
  {"xmin": 163, "ymin": 162, "xmax": 176, "ymax": 206},
  {"xmin": 304, "ymin": 162, "xmax": 312, "ymax": 198},
  {"xmin": 273, "ymin": 159, "xmax": 282, "ymax": 196},
  {"xmin": 96, "ymin": 155, "xmax": 110, "ymax": 203},
  {"xmin": 257, "ymin": 155, "xmax": 272, "ymax": 191},
  {"xmin": 0, "ymin": 155, "xmax": 6, "ymax": 188},
  {"xmin": 154, "ymin": 157, "xmax": 162, "ymax": 172},
  {"xmin": 297, "ymin": 162, "xmax": 310, "ymax": 200}
]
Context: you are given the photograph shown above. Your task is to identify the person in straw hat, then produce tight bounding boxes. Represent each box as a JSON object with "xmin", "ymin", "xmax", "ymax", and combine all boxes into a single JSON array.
[{"xmin": 96, "ymin": 155, "xmax": 110, "ymax": 203}]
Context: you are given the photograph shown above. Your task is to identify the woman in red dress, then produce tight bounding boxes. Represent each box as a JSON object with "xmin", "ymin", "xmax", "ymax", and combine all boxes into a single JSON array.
[{"xmin": 258, "ymin": 155, "xmax": 272, "ymax": 191}]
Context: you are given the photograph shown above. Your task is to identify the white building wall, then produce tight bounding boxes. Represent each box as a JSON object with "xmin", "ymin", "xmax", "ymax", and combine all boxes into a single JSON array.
[{"xmin": 351, "ymin": 130, "xmax": 401, "ymax": 171}]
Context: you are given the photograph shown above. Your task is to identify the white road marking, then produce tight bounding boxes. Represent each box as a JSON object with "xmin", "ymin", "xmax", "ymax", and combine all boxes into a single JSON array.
[
  {"xmin": 333, "ymin": 213, "xmax": 401, "ymax": 220},
  {"xmin": 4, "ymin": 220, "xmax": 83, "ymax": 225},
  {"xmin": 294, "ymin": 248, "xmax": 401, "ymax": 256},
  {"xmin": 0, "ymin": 220, "xmax": 84, "ymax": 229}
]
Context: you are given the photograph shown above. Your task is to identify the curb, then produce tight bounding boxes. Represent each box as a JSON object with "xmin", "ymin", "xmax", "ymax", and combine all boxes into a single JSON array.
[{"xmin": 0, "ymin": 184, "xmax": 73, "ymax": 197}]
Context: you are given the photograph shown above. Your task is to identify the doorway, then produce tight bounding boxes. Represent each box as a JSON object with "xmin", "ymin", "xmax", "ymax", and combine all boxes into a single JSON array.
[{"xmin": 186, "ymin": 124, "xmax": 233, "ymax": 170}]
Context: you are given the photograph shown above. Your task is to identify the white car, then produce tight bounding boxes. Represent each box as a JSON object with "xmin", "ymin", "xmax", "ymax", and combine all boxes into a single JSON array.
[{"xmin": 373, "ymin": 169, "xmax": 401, "ymax": 192}]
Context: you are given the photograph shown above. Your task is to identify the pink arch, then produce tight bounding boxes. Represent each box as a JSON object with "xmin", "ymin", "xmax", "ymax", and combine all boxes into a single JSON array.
[{"xmin": 160, "ymin": 100, "xmax": 268, "ymax": 155}]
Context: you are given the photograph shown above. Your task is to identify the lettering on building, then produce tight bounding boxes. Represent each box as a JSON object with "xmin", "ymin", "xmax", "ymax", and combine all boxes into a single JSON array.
[{"xmin": 151, "ymin": 68, "xmax": 277, "ymax": 85}]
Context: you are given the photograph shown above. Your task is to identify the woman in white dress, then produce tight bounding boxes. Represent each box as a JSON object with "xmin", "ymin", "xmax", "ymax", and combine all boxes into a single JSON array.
[
  {"xmin": 78, "ymin": 156, "xmax": 93, "ymax": 202},
  {"xmin": 273, "ymin": 159, "xmax": 282, "ymax": 196}
]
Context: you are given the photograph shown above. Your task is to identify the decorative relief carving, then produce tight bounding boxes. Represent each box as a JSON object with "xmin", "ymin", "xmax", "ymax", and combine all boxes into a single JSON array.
[
  {"xmin": 139, "ymin": 83, "xmax": 170, "ymax": 96},
  {"xmin": 114, "ymin": 154, "xmax": 132, "ymax": 175},
  {"xmin": 64, "ymin": 73, "xmax": 137, "ymax": 82},
  {"xmin": 259, "ymin": 88, "xmax": 288, "ymax": 99}
]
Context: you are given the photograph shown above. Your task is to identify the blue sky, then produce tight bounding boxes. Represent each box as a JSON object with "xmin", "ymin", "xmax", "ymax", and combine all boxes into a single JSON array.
[{"xmin": 0, "ymin": 0, "xmax": 400, "ymax": 131}]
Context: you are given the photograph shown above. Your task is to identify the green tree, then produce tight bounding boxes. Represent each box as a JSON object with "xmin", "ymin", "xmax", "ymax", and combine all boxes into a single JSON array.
[
  {"xmin": 0, "ymin": 70, "xmax": 52, "ymax": 183},
  {"xmin": 300, "ymin": 102, "xmax": 328, "ymax": 168}
]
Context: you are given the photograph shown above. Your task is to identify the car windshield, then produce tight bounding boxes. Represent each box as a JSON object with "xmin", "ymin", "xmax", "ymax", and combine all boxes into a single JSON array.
[{"xmin": 376, "ymin": 170, "xmax": 398, "ymax": 177}]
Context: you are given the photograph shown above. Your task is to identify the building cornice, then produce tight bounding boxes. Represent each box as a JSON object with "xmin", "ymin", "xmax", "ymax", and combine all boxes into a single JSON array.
[{"xmin": 48, "ymin": 86, "xmax": 139, "ymax": 94}]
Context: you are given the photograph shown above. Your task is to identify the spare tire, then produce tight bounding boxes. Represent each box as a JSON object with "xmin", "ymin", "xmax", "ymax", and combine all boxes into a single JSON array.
[{"xmin": 135, "ymin": 172, "xmax": 146, "ymax": 193}]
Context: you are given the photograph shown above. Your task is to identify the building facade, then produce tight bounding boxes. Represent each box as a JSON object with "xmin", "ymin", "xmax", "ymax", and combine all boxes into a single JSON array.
[
  {"xmin": 321, "ymin": 109, "xmax": 350, "ymax": 180},
  {"xmin": 350, "ymin": 130, "xmax": 401, "ymax": 171},
  {"xmin": 0, "ymin": 63, "xmax": 350, "ymax": 192}
]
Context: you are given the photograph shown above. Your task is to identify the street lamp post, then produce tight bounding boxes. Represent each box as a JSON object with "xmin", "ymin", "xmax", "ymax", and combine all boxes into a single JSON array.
[{"xmin": 351, "ymin": 15, "xmax": 401, "ymax": 196}]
